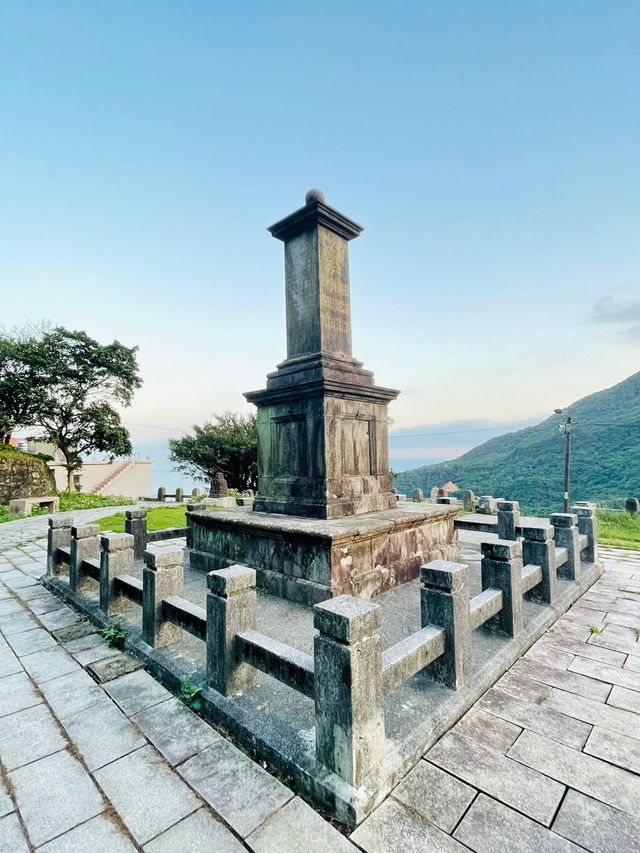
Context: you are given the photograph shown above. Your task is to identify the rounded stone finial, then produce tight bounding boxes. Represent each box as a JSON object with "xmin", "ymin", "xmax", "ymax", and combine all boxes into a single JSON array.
[{"xmin": 305, "ymin": 188, "xmax": 325, "ymax": 205}]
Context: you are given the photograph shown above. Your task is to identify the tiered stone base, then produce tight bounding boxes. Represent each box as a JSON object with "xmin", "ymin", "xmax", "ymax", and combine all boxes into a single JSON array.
[{"xmin": 189, "ymin": 504, "xmax": 460, "ymax": 605}]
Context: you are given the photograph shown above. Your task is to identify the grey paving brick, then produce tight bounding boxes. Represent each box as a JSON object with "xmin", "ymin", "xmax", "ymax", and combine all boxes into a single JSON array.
[
  {"xmin": 6, "ymin": 626, "xmax": 57, "ymax": 657},
  {"xmin": 511, "ymin": 657, "xmax": 611, "ymax": 701},
  {"xmin": 10, "ymin": 749, "xmax": 103, "ymax": 847},
  {"xmin": 0, "ymin": 647, "xmax": 24, "ymax": 679},
  {"xmin": 144, "ymin": 807, "xmax": 246, "ymax": 852},
  {"xmin": 569, "ymin": 654, "xmax": 640, "ymax": 691},
  {"xmin": 0, "ymin": 672, "xmax": 40, "ymax": 718},
  {"xmin": 38, "ymin": 606, "xmax": 81, "ymax": 632},
  {"xmin": 453, "ymin": 708, "xmax": 521, "ymax": 753},
  {"xmin": 494, "ymin": 670, "xmax": 552, "ymax": 703},
  {"xmin": 553, "ymin": 788, "xmax": 640, "ymax": 852},
  {"xmin": 392, "ymin": 759, "xmax": 476, "ymax": 833},
  {"xmin": 21, "ymin": 645, "xmax": 80, "ymax": 683},
  {"xmin": 0, "ymin": 610, "xmax": 38, "ymax": 636},
  {"xmin": 95, "ymin": 745, "xmax": 199, "ymax": 844},
  {"xmin": 624, "ymin": 654, "xmax": 640, "ymax": 672},
  {"xmin": 426, "ymin": 731, "xmax": 564, "ymax": 826},
  {"xmin": 584, "ymin": 725, "xmax": 640, "ymax": 774},
  {"xmin": 104, "ymin": 670, "xmax": 172, "ymax": 716},
  {"xmin": 508, "ymin": 729, "xmax": 640, "ymax": 818},
  {"xmin": 87, "ymin": 651, "xmax": 144, "ymax": 683},
  {"xmin": 38, "ymin": 814, "xmax": 138, "ymax": 853},
  {"xmin": 61, "ymin": 699, "xmax": 146, "ymax": 771},
  {"xmin": 132, "ymin": 697, "xmax": 221, "ymax": 766},
  {"xmin": 0, "ymin": 598, "xmax": 23, "ymax": 616},
  {"xmin": 477, "ymin": 687, "xmax": 591, "ymax": 750},
  {"xmin": 39, "ymin": 669, "xmax": 111, "ymax": 718},
  {"xmin": 453, "ymin": 793, "xmax": 581, "ymax": 852},
  {"xmin": 0, "ymin": 812, "xmax": 29, "ymax": 852},
  {"xmin": 72, "ymin": 643, "xmax": 120, "ymax": 666},
  {"xmin": 246, "ymin": 796, "xmax": 356, "ymax": 852},
  {"xmin": 351, "ymin": 797, "xmax": 467, "ymax": 853},
  {"xmin": 524, "ymin": 644, "xmax": 574, "ymax": 670},
  {"xmin": 53, "ymin": 622, "xmax": 96, "ymax": 644},
  {"xmin": 547, "ymin": 684, "xmax": 640, "ymax": 739},
  {"xmin": 607, "ymin": 683, "xmax": 640, "ymax": 715},
  {"xmin": 179, "ymin": 739, "xmax": 293, "ymax": 837},
  {"xmin": 537, "ymin": 633, "xmax": 627, "ymax": 667},
  {"xmin": 0, "ymin": 703, "xmax": 66, "ymax": 770}
]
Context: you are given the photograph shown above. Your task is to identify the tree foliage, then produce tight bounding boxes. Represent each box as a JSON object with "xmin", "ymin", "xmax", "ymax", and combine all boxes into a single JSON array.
[
  {"xmin": 169, "ymin": 412, "xmax": 258, "ymax": 493},
  {"xmin": 0, "ymin": 325, "xmax": 142, "ymax": 490}
]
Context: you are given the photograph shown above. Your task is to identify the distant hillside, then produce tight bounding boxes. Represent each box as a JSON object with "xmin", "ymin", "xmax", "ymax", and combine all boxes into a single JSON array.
[{"xmin": 395, "ymin": 371, "xmax": 640, "ymax": 515}]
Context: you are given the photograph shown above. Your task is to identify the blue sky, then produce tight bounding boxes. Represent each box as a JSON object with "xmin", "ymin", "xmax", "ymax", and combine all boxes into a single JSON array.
[{"xmin": 2, "ymin": 2, "xmax": 639, "ymax": 475}]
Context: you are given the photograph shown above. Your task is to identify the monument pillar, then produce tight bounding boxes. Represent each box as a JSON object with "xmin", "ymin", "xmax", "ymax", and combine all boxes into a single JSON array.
[{"xmin": 245, "ymin": 190, "xmax": 399, "ymax": 519}]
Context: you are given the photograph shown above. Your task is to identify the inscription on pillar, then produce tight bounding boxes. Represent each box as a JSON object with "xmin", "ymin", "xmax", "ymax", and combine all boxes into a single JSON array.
[{"xmin": 272, "ymin": 415, "xmax": 308, "ymax": 477}]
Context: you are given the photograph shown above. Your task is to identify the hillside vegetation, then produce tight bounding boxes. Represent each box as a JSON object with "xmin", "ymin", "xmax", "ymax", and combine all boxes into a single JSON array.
[{"xmin": 395, "ymin": 371, "xmax": 640, "ymax": 515}]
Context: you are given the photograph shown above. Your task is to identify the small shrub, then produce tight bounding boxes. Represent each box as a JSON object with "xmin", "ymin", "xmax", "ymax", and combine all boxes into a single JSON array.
[
  {"xmin": 101, "ymin": 617, "xmax": 127, "ymax": 649},
  {"xmin": 589, "ymin": 625, "xmax": 603, "ymax": 635},
  {"xmin": 179, "ymin": 680, "xmax": 204, "ymax": 711},
  {"xmin": 58, "ymin": 493, "xmax": 134, "ymax": 512}
]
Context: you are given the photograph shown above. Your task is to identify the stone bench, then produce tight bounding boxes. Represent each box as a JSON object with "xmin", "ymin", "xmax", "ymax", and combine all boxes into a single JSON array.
[{"xmin": 9, "ymin": 495, "xmax": 59, "ymax": 516}]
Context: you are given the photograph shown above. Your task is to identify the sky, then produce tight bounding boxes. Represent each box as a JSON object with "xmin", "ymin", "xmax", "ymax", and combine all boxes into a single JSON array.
[{"xmin": 1, "ymin": 2, "xmax": 639, "ymax": 484}]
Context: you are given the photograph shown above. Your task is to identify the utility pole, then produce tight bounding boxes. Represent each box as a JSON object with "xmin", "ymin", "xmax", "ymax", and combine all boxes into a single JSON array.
[{"xmin": 554, "ymin": 408, "xmax": 575, "ymax": 512}]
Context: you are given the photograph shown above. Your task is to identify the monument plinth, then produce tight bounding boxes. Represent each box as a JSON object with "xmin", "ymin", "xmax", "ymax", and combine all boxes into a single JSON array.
[
  {"xmin": 190, "ymin": 191, "xmax": 459, "ymax": 604},
  {"xmin": 245, "ymin": 189, "xmax": 399, "ymax": 519}
]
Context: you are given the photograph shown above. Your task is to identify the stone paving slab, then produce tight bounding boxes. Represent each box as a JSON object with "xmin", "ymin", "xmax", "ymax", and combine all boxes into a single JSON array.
[
  {"xmin": 104, "ymin": 669, "xmax": 173, "ymax": 716},
  {"xmin": 351, "ymin": 797, "xmax": 467, "ymax": 853},
  {"xmin": 179, "ymin": 739, "xmax": 294, "ymax": 837},
  {"xmin": 245, "ymin": 796, "xmax": 357, "ymax": 852},
  {"xmin": 132, "ymin": 696, "xmax": 221, "ymax": 766},
  {"xmin": 37, "ymin": 814, "xmax": 138, "ymax": 853},
  {"xmin": 60, "ymin": 698, "xmax": 146, "ymax": 771},
  {"xmin": 391, "ymin": 759, "xmax": 476, "ymax": 833},
  {"xmin": 0, "ymin": 812, "xmax": 29, "ymax": 852},
  {"xmin": 552, "ymin": 788, "xmax": 640, "ymax": 851},
  {"xmin": 0, "ymin": 671, "xmax": 41, "ymax": 718},
  {"xmin": 427, "ymin": 731, "xmax": 565, "ymax": 826},
  {"xmin": 11, "ymin": 749, "xmax": 104, "ymax": 847},
  {"xmin": 508, "ymin": 729, "xmax": 640, "ymax": 817},
  {"xmin": 94, "ymin": 744, "xmax": 200, "ymax": 845},
  {"xmin": 144, "ymin": 807, "xmax": 247, "ymax": 852},
  {"xmin": 453, "ymin": 793, "xmax": 582, "ymax": 852},
  {"xmin": 0, "ymin": 703, "xmax": 67, "ymax": 770}
]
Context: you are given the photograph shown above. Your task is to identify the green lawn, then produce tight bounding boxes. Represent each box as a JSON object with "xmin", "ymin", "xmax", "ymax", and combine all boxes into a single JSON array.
[
  {"xmin": 98, "ymin": 505, "xmax": 187, "ymax": 533},
  {"xmin": 597, "ymin": 510, "xmax": 640, "ymax": 551}
]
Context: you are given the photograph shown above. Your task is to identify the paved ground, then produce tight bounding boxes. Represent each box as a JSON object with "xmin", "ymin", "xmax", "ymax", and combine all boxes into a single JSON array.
[{"xmin": 1, "ymin": 511, "xmax": 640, "ymax": 851}]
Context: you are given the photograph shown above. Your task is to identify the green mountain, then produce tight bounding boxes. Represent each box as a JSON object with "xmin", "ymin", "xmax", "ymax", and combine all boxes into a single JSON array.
[{"xmin": 395, "ymin": 371, "xmax": 640, "ymax": 515}]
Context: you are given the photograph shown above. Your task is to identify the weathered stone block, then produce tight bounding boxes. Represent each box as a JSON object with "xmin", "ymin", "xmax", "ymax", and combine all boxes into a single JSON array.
[
  {"xmin": 421, "ymin": 560, "xmax": 471, "ymax": 688},
  {"xmin": 99, "ymin": 533, "xmax": 134, "ymax": 615},
  {"xmin": 142, "ymin": 547, "xmax": 184, "ymax": 647},
  {"xmin": 206, "ymin": 566, "xmax": 257, "ymax": 696}
]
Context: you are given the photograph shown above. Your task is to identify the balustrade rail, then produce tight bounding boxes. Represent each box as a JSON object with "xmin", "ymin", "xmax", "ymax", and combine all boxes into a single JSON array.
[{"xmin": 45, "ymin": 501, "xmax": 598, "ymax": 790}]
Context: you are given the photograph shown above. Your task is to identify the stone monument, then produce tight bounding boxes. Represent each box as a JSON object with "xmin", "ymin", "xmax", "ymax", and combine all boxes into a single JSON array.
[
  {"xmin": 245, "ymin": 188, "xmax": 398, "ymax": 519},
  {"xmin": 189, "ymin": 191, "xmax": 460, "ymax": 604}
]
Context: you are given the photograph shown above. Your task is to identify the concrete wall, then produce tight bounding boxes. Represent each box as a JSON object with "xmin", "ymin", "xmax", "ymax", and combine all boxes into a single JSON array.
[{"xmin": 49, "ymin": 461, "xmax": 152, "ymax": 499}]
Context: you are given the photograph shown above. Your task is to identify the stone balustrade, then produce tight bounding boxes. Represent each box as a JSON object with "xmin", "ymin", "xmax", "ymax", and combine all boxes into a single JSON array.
[{"xmin": 44, "ymin": 501, "xmax": 599, "ymax": 793}]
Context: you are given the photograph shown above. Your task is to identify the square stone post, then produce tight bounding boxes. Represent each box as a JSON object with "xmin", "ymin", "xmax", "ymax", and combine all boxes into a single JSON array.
[
  {"xmin": 522, "ymin": 523, "xmax": 556, "ymax": 604},
  {"xmin": 206, "ymin": 565, "xmax": 257, "ymax": 696},
  {"xmin": 550, "ymin": 513, "xmax": 580, "ymax": 579},
  {"xmin": 143, "ymin": 547, "xmax": 184, "ymax": 647},
  {"xmin": 572, "ymin": 505, "xmax": 598, "ymax": 564},
  {"xmin": 125, "ymin": 509, "xmax": 147, "ymax": 560},
  {"xmin": 481, "ymin": 540, "xmax": 524, "ymax": 637},
  {"xmin": 497, "ymin": 501, "xmax": 521, "ymax": 541},
  {"xmin": 99, "ymin": 533, "xmax": 134, "ymax": 615},
  {"xmin": 47, "ymin": 516, "xmax": 73, "ymax": 576},
  {"xmin": 313, "ymin": 595, "xmax": 385, "ymax": 786},
  {"xmin": 420, "ymin": 561, "xmax": 471, "ymax": 689},
  {"xmin": 69, "ymin": 524, "xmax": 100, "ymax": 593}
]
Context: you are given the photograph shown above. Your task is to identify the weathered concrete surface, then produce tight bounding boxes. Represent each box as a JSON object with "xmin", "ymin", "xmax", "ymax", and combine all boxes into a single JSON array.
[{"xmin": 190, "ymin": 502, "xmax": 460, "ymax": 605}]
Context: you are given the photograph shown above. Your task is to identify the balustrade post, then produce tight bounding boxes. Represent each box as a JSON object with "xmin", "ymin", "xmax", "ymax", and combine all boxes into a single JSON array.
[
  {"xmin": 420, "ymin": 561, "xmax": 471, "ymax": 688},
  {"xmin": 206, "ymin": 565, "xmax": 257, "ymax": 695},
  {"xmin": 313, "ymin": 595, "xmax": 385, "ymax": 786}
]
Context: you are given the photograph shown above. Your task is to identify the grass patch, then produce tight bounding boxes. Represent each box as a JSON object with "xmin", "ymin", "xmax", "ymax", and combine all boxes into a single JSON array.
[
  {"xmin": 58, "ymin": 493, "xmax": 133, "ymax": 512},
  {"xmin": 98, "ymin": 505, "xmax": 187, "ymax": 533},
  {"xmin": 597, "ymin": 510, "xmax": 640, "ymax": 551}
]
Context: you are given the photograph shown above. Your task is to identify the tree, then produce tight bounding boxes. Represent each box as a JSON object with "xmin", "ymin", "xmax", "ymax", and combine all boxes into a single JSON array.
[
  {"xmin": 0, "ymin": 330, "xmax": 48, "ymax": 443},
  {"xmin": 169, "ymin": 412, "xmax": 258, "ymax": 493},
  {"xmin": 23, "ymin": 327, "xmax": 141, "ymax": 491}
]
